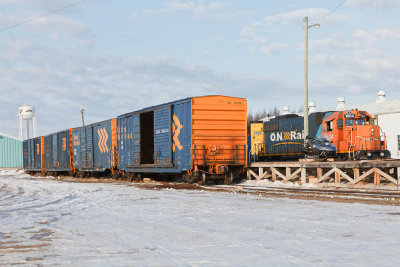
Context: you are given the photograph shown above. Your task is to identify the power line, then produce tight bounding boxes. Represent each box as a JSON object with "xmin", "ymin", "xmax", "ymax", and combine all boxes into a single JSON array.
[
  {"xmin": 0, "ymin": 0, "xmax": 88, "ymax": 33},
  {"xmin": 318, "ymin": 0, "xmax": 346, "ymax": 21}
]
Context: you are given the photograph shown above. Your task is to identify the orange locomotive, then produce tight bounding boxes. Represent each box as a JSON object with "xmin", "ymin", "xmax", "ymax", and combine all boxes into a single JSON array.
[{"xmin": 321, "ymin": 109, "xmax": 390, "ymax": 160}]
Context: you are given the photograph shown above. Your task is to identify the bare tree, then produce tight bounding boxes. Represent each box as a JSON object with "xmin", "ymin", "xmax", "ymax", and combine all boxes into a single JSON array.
[
  {"xmin": 248, "ymin": 106, "xmax": 281, "ymax": 123},
  {"xmin": 247, "ymin": 111, "xmax": 254, "ymax": 124},
  {"xmin": 297, "ymin": 105, "xmax": 304, "ymax": 113},
  {"xmin": 271, "ymin": 107, "xmax": 280, "ymax": 116}
]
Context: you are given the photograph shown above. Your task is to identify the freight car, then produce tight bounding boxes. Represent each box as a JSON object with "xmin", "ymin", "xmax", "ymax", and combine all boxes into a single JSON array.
[
  {"xmin": 250, "ymin": 109, "xmax": 390, "ymax": 161},
  {"xmin": 117, "ymin": 95, "xmax": 247, "ymax": 184},
  {"xmin": 44, "ymin": 129, "xmax": 74, "ymax": 175},
  {"xmin": 71, "ymin": 119, "xmax": 118, "ymax": 177},
  {"xmin": 23, "ymin": 136, "xmax": 45, "ymax": 174}
]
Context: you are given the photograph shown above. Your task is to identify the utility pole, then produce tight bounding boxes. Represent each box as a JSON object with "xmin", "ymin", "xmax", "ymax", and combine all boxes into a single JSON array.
[
  {"xmin": 304, "ymin": 16, "xmax": 319, "ymax": 143},
  {"xmin": 81, "ymin": 109, "xmax": 85, "ymax": 127}
]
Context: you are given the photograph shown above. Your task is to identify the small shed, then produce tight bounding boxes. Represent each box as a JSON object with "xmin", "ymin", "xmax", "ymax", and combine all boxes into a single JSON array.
[{"xmin": 0, "ymin": 132, "xmax": 23, "ymax": 168}]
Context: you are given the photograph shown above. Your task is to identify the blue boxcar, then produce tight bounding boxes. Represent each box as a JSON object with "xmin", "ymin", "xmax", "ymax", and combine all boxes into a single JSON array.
[
  {"xmin": 72, "ymin": 119, "xmax": 117, "ymax": 173},
  {"xmin": 23, "ymin": 136, "xmax": 44, "ymax": 172},
  {"xmin": 44, "ymin": 129, "xmax": 71, "ymax": 172},
  {"xmin": 117, "ymin": 98, "xmax": 192, "ymax": 174}
]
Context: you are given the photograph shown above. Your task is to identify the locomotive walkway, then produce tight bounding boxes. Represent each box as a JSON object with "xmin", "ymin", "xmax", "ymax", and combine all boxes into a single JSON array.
[{"xmin": 247, "ymin": 159, "xmax": 400, "ymax": 190}]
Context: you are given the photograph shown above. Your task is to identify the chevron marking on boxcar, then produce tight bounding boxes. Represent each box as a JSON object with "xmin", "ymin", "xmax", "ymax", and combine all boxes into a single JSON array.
[
  {"xmin": 98, "ymin": 129, "xmax": 104, "ymax": 153},
  {"xmin": 172, "ymin": 114, "xmax": 183, "ymax": 152},
  {"xmin": 102, "ymin": 128, "xmax": 109, "ymax": 153}
]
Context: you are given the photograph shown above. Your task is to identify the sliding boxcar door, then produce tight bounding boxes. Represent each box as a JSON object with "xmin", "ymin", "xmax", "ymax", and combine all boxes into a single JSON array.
[
  {"xmin": 52, "ymin": 135, "xmax": 58, "ymax": 168},
  {"xmin": 154, "ymin": 106, "xmax": 172, "ymax": 167},
  {"xmin": 132, "ymin": 114, "xmax": 140, "ymax": 166},
  {"xmin": 81, "ymin": 127, "xmax": 94, "ymax": 168}
]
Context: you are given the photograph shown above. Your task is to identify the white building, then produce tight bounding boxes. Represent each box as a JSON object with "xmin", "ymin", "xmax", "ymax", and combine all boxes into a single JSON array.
[{"xmin": 336, "ymin": 90, "xmax": 400, "ymax": 159}]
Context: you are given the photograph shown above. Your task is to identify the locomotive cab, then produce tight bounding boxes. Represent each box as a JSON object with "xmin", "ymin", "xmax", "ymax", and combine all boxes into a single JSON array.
[{"xmin": 321, "ymin": 110, "xmax": 390, "ymax": 160}]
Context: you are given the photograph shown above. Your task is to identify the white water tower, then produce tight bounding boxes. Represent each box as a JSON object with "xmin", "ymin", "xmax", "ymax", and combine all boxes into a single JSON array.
[
  {"xmin": 308, "ymin": 102, "xmax": 316, "ymax": 113},
  {"xmin": 282, "ymin": 106, "xmax": 290, "ymax": 115},
  {"xmin": 336, "ymin": 97, "xmax": 346, "ymax": 110},
  {"xmin": 18, "ymin": 105, "xmax": 36, "ymax": 140},
  {"xmin": 376, "ymin": 90, "xmax": 386, "ymax": 103}
]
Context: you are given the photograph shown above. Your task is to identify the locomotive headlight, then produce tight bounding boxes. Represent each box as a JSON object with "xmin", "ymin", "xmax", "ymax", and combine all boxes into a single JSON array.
[
  {"xmin": 371, "ymin": 129, "xmax": 374, "ymax": 136},
  {"xmin": 380, "ymin": 152, "xmax": 385, "ymax": 157},
  {"xmin": 367, "ymin": 152, "xmax": 372, "ymax": 157}
]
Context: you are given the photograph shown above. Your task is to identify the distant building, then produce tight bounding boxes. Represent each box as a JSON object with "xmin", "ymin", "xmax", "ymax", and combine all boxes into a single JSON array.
[
  {"xmin": 0, "ymin": 133, "xmax": 23, "ymax": 168},
  {"xmin": 336, "ymin": 90, "xmax": 400, "ymax": 159}
]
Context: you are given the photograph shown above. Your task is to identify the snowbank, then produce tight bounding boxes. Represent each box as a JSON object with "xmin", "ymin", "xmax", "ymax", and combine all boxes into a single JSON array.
[{"xmin": 0, "ymin": 168, "xmax": 27, "ymax": 176}]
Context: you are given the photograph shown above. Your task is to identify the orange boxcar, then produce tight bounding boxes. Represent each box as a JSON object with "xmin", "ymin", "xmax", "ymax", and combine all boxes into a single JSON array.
[{"xmin": 191, "ymin": 96, "xmax": 247, "ymax": 183}]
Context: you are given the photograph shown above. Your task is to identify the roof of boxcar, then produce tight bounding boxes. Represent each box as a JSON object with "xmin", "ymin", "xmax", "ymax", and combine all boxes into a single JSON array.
[
  {"xmin": 72, "ymin": 118, "xmax": 114, "ymax": 131},
  {"xmin": 117, "ymin": 95, "xmax": 246, "ymax": 118}
]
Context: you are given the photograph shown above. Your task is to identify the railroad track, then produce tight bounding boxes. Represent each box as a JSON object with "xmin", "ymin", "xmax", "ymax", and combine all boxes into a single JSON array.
[
  {"xmin": 203, "ymin": 184, "xmax": 400, "ymax": 205},
  {"xmin": 44, "ymin": 174, "xmax": 400, "ymax": 206}
]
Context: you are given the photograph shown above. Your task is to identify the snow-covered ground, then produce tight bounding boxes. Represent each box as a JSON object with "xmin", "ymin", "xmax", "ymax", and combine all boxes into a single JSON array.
[
  {"xmin": 1, "ymin": 170, "xmax": 400, "ymax": 266},
  {"xmin": 239, "ymin": 178, "xmax": 317, "ymax": 188}
]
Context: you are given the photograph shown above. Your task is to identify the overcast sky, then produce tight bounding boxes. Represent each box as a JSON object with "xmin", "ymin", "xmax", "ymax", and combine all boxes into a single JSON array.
[{"xmin": 1, "ymin": 0, "xmax": 400, "ymax": 137}]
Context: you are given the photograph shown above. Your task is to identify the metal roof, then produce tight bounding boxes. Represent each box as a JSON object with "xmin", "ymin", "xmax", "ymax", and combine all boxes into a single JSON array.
[
  {"xmin": 0, "ymin": 132, "xmax": 22, "ymax": 142},
  {"xmin": 117, "ymin": 95, "xmax": 245, "ymax": 118},
  {"xmin": 338, "ymin": 99, "xmax": 400, "ymax": 116}
]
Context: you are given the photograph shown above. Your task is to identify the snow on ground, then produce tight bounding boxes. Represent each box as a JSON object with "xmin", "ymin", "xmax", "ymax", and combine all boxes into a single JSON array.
[
  {"xmin": 239, "ymin": 178, "xmax": 317, "ymax": 188},
  {"xmin": 1, "ymin": 171, "xmax": 400, "ymax": 266}
]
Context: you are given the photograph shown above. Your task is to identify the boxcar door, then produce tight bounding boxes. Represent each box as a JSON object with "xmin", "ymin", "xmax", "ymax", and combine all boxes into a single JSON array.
[
  {"xmin": 132, "ymin": 114, "xmax": 141, "ymax": 166},
  {"xmin": 126, "ymin": 115, "xmax": 136, "ymax": 167},
  {"xmin": 72, "ymin": 130, "xmax": 81, "ymax": 169},
  {"xmin": 81, "ymin": 127, "xmax": 94, "ymax": 168},
  {"xmin": 35, "ymin": 138, "xmax": 42, "ymax": 170},
  {"xmin": 93, "ymin": 122, "xmax": 111, "ymax": 169},
  {"xmin": 86, "ymin": 127, "xmax": 94, "ymax": 168},
  {"xmin": 52, "ymin": 135, "xmax": 58, "ymax": 168},
  {"xmin": 33, "ymin": 139, "xmax": 38, "ymax": 169},
  {"xmin": 154, "ymin": 106, "xmax": 172, "ymax": 167},
  {"xmin": 28, "ymin": 140, "xmax": 33, "ymax": 168},
  {"xmin": 59, "ymin": 132, "xmax": 69, "ymax": 169}
]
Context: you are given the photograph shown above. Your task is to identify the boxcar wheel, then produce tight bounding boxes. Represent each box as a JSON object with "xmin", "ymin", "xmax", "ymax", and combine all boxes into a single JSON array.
[
  {"xmin": 224, "ymin": 171, "xmax": 233, "ymax": 185},
  {"xmin": 182, "ymin": 173, "xmax": 192, "ymax": 183},
  {"xmin": 197, "ymin": 173, "xmax": 206, "ymax": 185},
  {"xmin": 127, "ymin": 172, "xmax": 135, "ymax": 181},
  {"xmin": 112, "ymin": 171, "xmax": 120, "ymax": 179}
]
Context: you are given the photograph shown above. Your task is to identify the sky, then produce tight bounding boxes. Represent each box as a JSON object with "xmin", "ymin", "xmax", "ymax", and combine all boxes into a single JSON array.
[{"xmin": 1, "ymin": 0, "xmax": 400, "ymax": 137}]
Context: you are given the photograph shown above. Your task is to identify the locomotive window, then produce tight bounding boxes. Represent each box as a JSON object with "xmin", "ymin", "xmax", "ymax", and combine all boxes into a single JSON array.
[
  {"xmin": 337, "ymin": 119, "xmax": 343, "ymax": 128},
  {"xmin": 326, "ymin": 121, "xmax": 333, "ymax": 131},
  {"xmin": 356, "ymin": 119, "xmax": 365, "ymax": 125},
  {"xmin": 345, "ymin": 119, "xmax": 354, "ymax": 126},
  {"xmin": 264, "ymin": 123, "xmax": 279, "ymax": 132}
]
